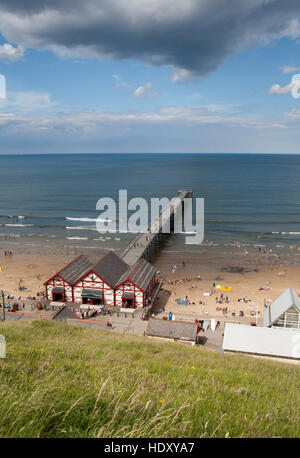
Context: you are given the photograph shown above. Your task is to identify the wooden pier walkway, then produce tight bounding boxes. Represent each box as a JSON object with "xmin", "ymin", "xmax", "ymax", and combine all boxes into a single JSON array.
[{"xmin": 121, "ymin": 189, "xmax": 192, "ymax": 266}]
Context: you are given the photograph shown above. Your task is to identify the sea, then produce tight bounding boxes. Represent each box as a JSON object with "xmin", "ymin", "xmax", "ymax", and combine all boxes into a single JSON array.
[{"xmin": 1, "ymin": 153, "xmax": 300, "ymax": 257}]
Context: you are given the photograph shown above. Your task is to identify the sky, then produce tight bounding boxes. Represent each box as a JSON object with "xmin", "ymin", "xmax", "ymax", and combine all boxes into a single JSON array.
[{"xmin": 0, "ymin": 0, "xmax": 300, "ymax": 154}]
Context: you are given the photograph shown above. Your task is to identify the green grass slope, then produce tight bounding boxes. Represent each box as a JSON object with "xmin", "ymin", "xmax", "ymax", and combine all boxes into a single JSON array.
[{"xmin": 0, "ymin": 320, "xmax": 299, "ymax": 438}]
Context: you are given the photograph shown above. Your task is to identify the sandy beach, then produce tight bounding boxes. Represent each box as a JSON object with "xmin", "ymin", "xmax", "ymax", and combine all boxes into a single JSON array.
[
  {"xmin": 0, "ymin": 239, "xmax": 299, "ymax": 324},
  {"xmin": 151, "ymin": 248, "xmax": 300, "ymax": 322}
]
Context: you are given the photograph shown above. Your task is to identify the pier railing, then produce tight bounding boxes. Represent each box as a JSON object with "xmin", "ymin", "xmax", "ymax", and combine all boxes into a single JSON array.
[{"xmin": 121, "ymin": 189, "xmax": 192, "ymax": 265}]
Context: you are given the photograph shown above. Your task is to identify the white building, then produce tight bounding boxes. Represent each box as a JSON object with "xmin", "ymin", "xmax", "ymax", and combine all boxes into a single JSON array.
[
  {"xmin": 223, "ymin": 323, "xmax": 300, "ymax": 360},
  {"xmin": 264, "ymin": 287, "xmax": 300, "ymax": 329}
]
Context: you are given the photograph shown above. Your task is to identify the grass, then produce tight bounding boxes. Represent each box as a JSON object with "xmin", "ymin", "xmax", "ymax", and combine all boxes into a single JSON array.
[{"xmin": 0, "ymin": 319, "xmax": 299, "ymax": 438}]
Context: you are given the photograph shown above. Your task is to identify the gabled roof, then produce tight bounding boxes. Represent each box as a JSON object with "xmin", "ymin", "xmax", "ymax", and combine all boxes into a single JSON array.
[
  {"xmin": 45, "ymin": 255, "xmax": 93, "ymax": 286},
  {"xmin": 53, "ymin": 255, "xmax": 93, "ymax": 286},
  {"xmin": 92, "ymin": 251, "xmax": 129, "ymax": 288},
  {"xmin": 146, "ymin": 319, "xmax": 198, "ymax": 341},
  {"xmin": 52, "ymin": 305, "xmax": 78, "ymax": 321},
  {"xmin": 117, "ymin": 258, "xmax": 157, "ymax": 292},
  {"xmin": 264, "ymin": 287, "xmax": 300, "ymax": 327}
]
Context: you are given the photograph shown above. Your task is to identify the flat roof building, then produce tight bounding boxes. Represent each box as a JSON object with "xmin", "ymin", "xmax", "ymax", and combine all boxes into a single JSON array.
[
  {"xmin": 223, "ymin": 322, "xmax": 300, "ymax": 360},
  {"xmin": 146, "ymin": 319, "xmax": 198, "ymax": 345}
]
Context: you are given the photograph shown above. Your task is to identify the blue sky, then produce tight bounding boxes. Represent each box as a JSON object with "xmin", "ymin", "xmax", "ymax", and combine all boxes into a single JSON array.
[{"xmin": 0, "ymin": 0, "xmax": 300, "ymax": 154}]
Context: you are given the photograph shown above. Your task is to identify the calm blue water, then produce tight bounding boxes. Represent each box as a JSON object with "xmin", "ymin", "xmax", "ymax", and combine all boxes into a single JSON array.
[{"xmin": 1, "ymin": 153, "xmax": 300, "ymax": 253}]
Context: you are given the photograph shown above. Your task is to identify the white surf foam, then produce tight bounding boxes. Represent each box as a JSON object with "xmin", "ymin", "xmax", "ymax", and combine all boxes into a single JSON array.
[
  {"xmin": 66, "ymin": 236, "xmax": 88, "ymax": 240},
  {"xmin": 66, "ymin": 217, "xmax": 112, "ymax": 222},
  {"xmin": 66, "ymin": 226, "xmax": 98, "ymax": 231},
  {"xmin": 5, "ymin": 223, "xmax": 33, "ymax": 227}
]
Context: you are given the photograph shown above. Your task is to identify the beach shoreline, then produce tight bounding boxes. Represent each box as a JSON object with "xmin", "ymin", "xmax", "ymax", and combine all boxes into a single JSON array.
[{"xmin": 0, "ymin": 238, "xmax": 299, "ymax": 324}]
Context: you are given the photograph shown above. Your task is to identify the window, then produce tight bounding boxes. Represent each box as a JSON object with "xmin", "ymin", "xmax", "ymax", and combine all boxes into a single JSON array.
[{"xmin": 274, "ymin": 306, "xmax": 300, "ymax": 329}]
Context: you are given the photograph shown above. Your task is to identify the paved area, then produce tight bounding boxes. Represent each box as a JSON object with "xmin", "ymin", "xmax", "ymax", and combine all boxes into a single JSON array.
[
  {"xmin": 0, "ymin": 306, "xmax": 224, "ymax": 352},
  {"xmin": 0, "ymin": 309, "xmax": 148, "ymax": 335},
  {"xmin": 198, "ymin": 327, "xmax": 224, "ymax": 352},
  {"xmin": 108, "ymin": 314, "xmax": 148, "ymax": 335}
]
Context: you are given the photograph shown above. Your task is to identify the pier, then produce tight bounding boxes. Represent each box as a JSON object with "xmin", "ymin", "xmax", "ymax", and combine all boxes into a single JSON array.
[{"xmin": 121, "ymin": 189, "xmax": 192, "ymax": 266}]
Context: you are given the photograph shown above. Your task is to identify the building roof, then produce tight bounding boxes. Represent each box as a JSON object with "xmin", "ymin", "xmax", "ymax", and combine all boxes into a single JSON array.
[
  {"xmin": 52, "ymin": 305, "xmax": 78, "ymax": 321},
  {"xmin": 146, "ymin": 319, "xmax": 198, "ymax": 341},
  {"xmin": 263, "ymin": 287, "xmax": 300, "ymax": 327},
  {"xmin": 223, "ymin": 322, "xmax": 300, "ymax": 359},
  {"xmin": 117, "ymin": 258, "xmax": 157, "ymax": 292},
  {"xmin": 52, "ymin": 255, "xmax": 93, "ymax": 286},
  {"xmin": 93, "ymin": 251, "xmax": 129, "ymax": 288},
  {"xmin": 46, "ymin": 251, "xmax": 156, "ymax": 294}
]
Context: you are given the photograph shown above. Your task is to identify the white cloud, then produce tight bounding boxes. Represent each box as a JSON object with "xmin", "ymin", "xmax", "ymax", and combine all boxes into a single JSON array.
[
  {"xmin": 0, "ymin": 103, "xmax": 297, "ymax": 154},
  {"xmin": 0, "ymin": 43, "xmax": 25, "ymax": 61},
  {"xmin": 269, "ymin": 82, "xmax": 294, "ymax": 94},
  {"xmin": 133, "ymin": 82, "xmax": 159, "ymax": 99},
  {"xmin": 281, "ymin": 65, "xmax": 300, "ymax": 74},
  {"xmin": 0, "ymin": 105, "xmax": 287, "ymax": 133},
  {"xmin": 3, "ymin": 90, "xmax": 57, "ymax": 113},
  {"xmin": 269, "ymin": 75, "xmax": 300, "ymax": 96}
]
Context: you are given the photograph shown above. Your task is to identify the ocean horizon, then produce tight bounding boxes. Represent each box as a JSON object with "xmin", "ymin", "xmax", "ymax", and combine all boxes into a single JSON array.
[{"xmin": 1, "ymin": 152, "xmax": 300, "ymax": 255}]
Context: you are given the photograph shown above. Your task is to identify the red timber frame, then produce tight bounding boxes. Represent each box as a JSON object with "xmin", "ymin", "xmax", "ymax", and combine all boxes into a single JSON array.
[
  {"xmin": 115, "ymin": 275, "xmax": 157, "ymax": 307},
  {"xmin": 44, "ymin": 254, "xmax": 87, "ymax": 303},
  {"xmin": 115, "ymin": 279, "xmax": 143, "ymax": 308},
  {"xmin": 116, "ymin": 273, "xmax": 157, "ymax": 308},
  {"xmin": 44, "ymin": 274, "xmax": 73, "ymax": 302},
  {"xmin": 121, "ymin": 291, "xmax": 135, "ymax": 309},
  {"xmin": 72, "ymin": 269, "xmax": 115, "ymax": 306}
]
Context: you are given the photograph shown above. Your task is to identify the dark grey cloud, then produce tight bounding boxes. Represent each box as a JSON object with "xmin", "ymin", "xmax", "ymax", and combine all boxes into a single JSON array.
[{"xmin": 0, "ymin": 0, "xmax": 300, "ymax": 79}]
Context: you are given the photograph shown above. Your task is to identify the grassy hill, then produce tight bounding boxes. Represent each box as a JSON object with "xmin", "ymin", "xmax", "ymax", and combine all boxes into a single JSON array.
[{"xmin": 0, "ymin": 319, "xmax": 299, "ymax": 438}]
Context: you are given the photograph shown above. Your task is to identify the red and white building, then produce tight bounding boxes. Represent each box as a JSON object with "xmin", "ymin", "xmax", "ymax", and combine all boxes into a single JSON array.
[
  {"xmin": 44, "ymin": 255, "xmax": 93, "ymax": 303},
  {"xmin": 115, "ymin": 258, "xmax": 158, "ymax": 308},
  {"xmin": 44, "ymin": 251, "xmax": 158, "ymax": 309},
  {"xmin": 72, "ymin": 251, "xmax": 129, "ymax": 306}
]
